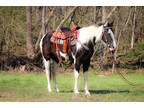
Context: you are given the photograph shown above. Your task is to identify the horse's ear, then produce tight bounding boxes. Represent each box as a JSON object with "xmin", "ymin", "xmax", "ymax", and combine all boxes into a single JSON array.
[
  {"xmin": 109, "ymin": 21, "xmax": 114, "ymax": 27},
  {"xmin": 104, "ymin": 21, "xmax": 108, "ymax": 26}
]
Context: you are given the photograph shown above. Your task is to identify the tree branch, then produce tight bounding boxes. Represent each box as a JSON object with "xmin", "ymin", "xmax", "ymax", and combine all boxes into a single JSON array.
[
  {"xmin": 35, "ymin": 7, "xmax": 56, "ymax": 53},
  {"xmin": 116, "ymin": 9, "xmax": 132, "ymax": 52},
  {"xmin": 106, "ymin": 6, "xmax": 117, "ymax": 20},
  {"xmin": 55, "ymin": 6, "xmax": 79, "ymax": 31}
]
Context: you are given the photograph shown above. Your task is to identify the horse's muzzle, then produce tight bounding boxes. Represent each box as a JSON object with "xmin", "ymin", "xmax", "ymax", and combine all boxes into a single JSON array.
[{"xmin": 109, "ymin": 48, "xmax": 116, "ymax": 51}]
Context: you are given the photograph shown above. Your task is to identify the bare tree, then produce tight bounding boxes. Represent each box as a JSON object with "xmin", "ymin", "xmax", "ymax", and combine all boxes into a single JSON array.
[
  {"xmin": 56, "ymin": 6, "xmax": 79, "ymax": 31},
  {"xmin": 131, "ymin": 6, "xmax": 137, "ymax": 49},
  {"xmin": 35, "ymin": 7, "xmax": 56, "ymax": 53},
  {"xmin": 106, "ymin": 6, "xmax": 117, "ymax": 20},
  {"xmin": 102, "ymin": 6, "xmax": 106, "ymax": 22},
  {"xmin": 99, "ymin": 6, "xmax": 106, "ymax": 69},
  {"xmin": 42, "ymin": 6, "xmax": 46, "ymax": 36},
  {"xmin": 26, "ymin": 6, "xmax": 35, "ymax": 59},
  {"xmin": 93, "ymin": 7, "xmax": 100, "ymax": 23},
  {"xmin": 112, "ymin": 8, "xmax": 132, "ymax": 73},
  {"xmin": 116, "ymin": 9, "xmax": 132, "ymax": 54},
  {"xmin": 112, "ymin": 17, "xmax": 119, "ymax": 74}
]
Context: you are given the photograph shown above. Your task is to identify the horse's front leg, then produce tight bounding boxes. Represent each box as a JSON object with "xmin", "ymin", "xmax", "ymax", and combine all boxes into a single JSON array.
[
  {"xmin": 83, "ymin": 60, "xmax": 90, "ymax": 96},
  {"xmin": 74, "ymin": 61, "xmax": 81, "ymax": 94}
]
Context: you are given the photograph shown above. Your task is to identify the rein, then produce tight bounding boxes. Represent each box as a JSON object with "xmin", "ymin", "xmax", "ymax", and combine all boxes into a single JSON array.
[
  {"xmin": 109, "ymin": 51, "xmax": 144, "ymax": 87},
  {"xmin": 102, "ymin": 27, "xmax": 143, "ymax": 87},
  {"xmin": 76, "ymin": 39, "xmax": 89, "ymax": 51}
]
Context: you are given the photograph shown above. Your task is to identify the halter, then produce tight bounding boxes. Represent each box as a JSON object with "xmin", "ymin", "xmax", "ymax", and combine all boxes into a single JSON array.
[{"xmin": 102, "ymin": 26, "xmax": 112, "ymax": 45}]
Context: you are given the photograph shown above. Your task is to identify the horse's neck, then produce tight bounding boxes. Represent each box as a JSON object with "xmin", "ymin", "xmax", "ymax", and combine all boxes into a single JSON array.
[
  {"xmin": 78, "ymin": 26, "xmax": 96, "ymax": 44},
  {"xmin": 94, "ymin": 26, "xmax": 104, "ymax": 43},
  {"xmin": 78, "ymin": 25, "xmax": 103, "ymax": 44}
]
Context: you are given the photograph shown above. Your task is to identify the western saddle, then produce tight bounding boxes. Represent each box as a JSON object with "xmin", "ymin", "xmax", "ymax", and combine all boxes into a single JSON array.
[{"xmin": 51, "ymin": 25, "xmax": 80, "ymax": 66}]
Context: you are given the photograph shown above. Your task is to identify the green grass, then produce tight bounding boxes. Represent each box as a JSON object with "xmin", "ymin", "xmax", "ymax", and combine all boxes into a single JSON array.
[{"xmin": 0, "ymin": 70, "xmax": 144, "ymax": 102}]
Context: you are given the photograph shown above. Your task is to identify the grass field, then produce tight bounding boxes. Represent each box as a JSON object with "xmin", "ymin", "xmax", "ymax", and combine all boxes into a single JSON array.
[{"xmin": 0, "ymin": 69, "xmax": 144, "ymax": 102}]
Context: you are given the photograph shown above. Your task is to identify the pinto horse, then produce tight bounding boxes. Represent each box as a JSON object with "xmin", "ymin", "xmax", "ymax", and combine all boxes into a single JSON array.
[{"xmin": 40, "ymin": 21, "xmax": 117, "ymax": 95}]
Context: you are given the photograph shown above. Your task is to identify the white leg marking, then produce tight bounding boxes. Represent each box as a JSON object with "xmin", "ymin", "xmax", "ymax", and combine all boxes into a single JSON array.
[
  {"xmin": 83, "ymin": 71, "xmax": 90, "ymax": 95},
  {"xmin": 53, "ymin": 61, "xmax": 59, "ymax": 92},
  {"xmin": 72, "ymin": 53, "xmax": 76, "ymax": 64},
  {"xmin": 43, "ymin": 59, "xmax": 52, "ymax": 92},
  {"xmin": 74, "ymin": 69, "xmax": 79, "ymax": 94}
]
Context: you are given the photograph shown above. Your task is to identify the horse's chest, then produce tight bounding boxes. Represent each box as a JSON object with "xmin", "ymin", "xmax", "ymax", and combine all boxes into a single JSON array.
[{"xmin": 76, "ymin": 50, "xmax": 94, "ymax": 62}]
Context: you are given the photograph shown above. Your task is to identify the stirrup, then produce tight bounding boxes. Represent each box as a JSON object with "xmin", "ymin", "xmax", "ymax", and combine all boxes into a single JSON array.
[
  {"xmin": 65, "ymin": 54, "xmax": 69, "ymax": 61},
  {"xmin": 64, "ymin": 59, "xmax": 68, "ymax": 63}
]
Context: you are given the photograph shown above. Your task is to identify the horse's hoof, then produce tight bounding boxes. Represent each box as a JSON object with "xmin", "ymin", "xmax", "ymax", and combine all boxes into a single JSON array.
[
  {"xmin": 56, "ymin": 89, "xmax": 59, "ymax": 93},
  {"xmin": 48, "ymin": 88, "xmax": 52, "ymax": 93},
  {"xmin": 48, "ymin": 90, "xmax": 52, "ymax": 93},
  {"xmin": 74, "ymin": 91, "xmax": 80, "ymax": 95},
  {"xmin": 85, "ymin": 92, "xmax": 91, "ymax": 96}
]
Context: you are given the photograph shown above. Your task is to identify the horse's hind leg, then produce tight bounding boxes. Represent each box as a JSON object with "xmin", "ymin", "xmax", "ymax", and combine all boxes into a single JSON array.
[
  {"xmin": 74, "ymin": 61, "xmax": 80, "ymax": 94},
  {"xmin": 43, "ymin": 59, "xmax": 52, "ymax": 92},
  {"xmin": 53, "ymin": 61, "xmax": 59, "ymax": 92}
]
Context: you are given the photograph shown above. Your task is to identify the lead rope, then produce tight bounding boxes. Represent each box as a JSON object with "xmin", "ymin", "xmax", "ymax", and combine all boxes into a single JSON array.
[
  {"xmin": 110, "ymin": 51, "xmax": 144, "ymax": 87},
  {"xmin": 102, "ymin": 28, "xmax": 143, "ymax": 87}
]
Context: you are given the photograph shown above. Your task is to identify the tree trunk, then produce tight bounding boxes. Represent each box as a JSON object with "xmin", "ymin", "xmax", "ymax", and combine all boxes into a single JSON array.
[
  {"xmin": 116, "ymin": 9, "xmax": 132, "ymax": 53},
  {"xmin": 112, "ymin": 18, "xmax": 119, "ymax": 74},
  {"xmin": 99, "ymin": 6, "xmax": 106, "ymax": 69},
  {"xmin": 0, "ymin": 36, "xmax": 5, "ymax": 56},
  {"xmin": 131, "ymin": 6, "xmax": 137, "ymax": 49},
  {"xmin": 94, "ymin": 7, "xmax": 99, "ymax": 23},
  {"xmin": 42, "ymin": 6, "xmax": 46, "ymax": 36},
  {"xmin": 102, "ymin": 6, "xmax": 106, "ymax": 22},
  {"xmin": 26, "ymin": 6, "xmax": 35, "ymax": 59},
  {"xmin": 35, "ymin": 7, "xmax": 56, "ymax": 53}
]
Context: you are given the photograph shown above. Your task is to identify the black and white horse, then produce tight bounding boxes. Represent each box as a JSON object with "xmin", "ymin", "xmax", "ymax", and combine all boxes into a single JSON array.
[{"xmin": 40, "ymin": 21, "xmax": 116, "ymax": 95}]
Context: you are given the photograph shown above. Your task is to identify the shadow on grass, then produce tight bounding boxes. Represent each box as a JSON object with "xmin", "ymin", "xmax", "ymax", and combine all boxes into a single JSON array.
[
  {"xmin": 61, "ymin": 89, "xmax": 130, "ymax": 94},
  {"xmin": 89, "ymin": 90, "xmax": 130, "ymax": 94}
]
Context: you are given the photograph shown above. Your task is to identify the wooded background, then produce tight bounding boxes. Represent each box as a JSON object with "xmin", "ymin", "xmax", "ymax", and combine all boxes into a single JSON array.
[{"xmin": 0, "ymin": 6, "xmax": 144, "ymax": 71}]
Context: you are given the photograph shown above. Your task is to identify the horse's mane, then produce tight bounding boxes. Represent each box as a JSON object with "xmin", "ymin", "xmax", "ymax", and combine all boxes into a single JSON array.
[
  {"xmin": 81, "ymin": 22, "xmax": 104, "ymax": 29},
  {"xmin": 96, "ymin": 22, "xmax": 104, "ymax": 26}
]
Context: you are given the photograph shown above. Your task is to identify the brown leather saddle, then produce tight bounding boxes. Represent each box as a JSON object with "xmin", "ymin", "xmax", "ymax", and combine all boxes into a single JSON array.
[{"xmin": 50, "ymin": 26, "xmax": 80, "ymax": 66}]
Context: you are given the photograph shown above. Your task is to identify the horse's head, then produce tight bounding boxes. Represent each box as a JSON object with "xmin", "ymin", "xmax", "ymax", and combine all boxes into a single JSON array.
[{"xmin": 102, "ymin": 21, "xmax": 117, "ymax": 51}]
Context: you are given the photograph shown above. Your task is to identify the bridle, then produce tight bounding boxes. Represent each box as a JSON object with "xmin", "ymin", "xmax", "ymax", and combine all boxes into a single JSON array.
[
  {"xmin": 102, "ymin": 26, "xmax": 112, "ymax": 44},
  {"xmin": 76, "ymin": 26, "xmax": 111, "ymax": 51}
]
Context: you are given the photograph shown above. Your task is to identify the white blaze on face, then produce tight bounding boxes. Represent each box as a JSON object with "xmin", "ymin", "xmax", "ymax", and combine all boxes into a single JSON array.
[{"xmin": 108, "ymin": 29, "xmax": 117, "ymax": 50}]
